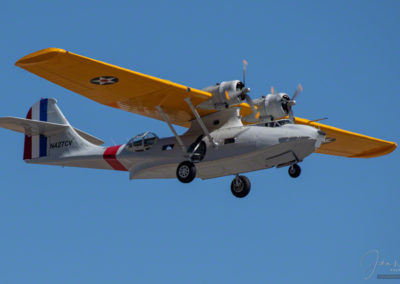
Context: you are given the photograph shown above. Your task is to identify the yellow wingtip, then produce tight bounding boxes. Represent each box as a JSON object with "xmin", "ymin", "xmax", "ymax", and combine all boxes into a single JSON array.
[
  {"xmin": 15, "ymin": 47, "xmax": 66, "ymax": 66},
  {"xmin": 349, "ymin": 141, "xmax": 397, "ymax": 158}
]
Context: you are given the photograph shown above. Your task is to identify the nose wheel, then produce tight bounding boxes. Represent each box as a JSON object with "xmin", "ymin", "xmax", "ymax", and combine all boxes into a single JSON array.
[
  {"xmin": 288, "ymin": 164, "xmax": 301, "ymax": 178},
  {"xmin": 176, "ymin": 161, "xmax": 197, "ymax": 183},
  {"xmin": 231, "ymin": 175, "xmax": 251, "ymax": 198}
]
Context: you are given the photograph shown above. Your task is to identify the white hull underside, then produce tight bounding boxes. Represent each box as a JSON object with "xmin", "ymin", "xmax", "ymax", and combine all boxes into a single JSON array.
[{"xmin": 131, "ymin": 138, "xmax": 316, "ymax": 180}]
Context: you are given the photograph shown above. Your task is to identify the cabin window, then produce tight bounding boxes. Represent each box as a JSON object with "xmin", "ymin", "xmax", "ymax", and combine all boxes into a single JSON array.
[
  {"xmin": 224, "ymin": 138, "xmax": 236, "ymax": 144},
  {"xmin": 162, "ymin": 144, "xmax": 174, "ymax": 151}
]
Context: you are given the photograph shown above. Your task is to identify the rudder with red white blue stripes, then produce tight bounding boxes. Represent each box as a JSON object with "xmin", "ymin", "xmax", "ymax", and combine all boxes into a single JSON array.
[{"xmin": 23, "ymin": 98, "xmax": 68, "ymax": 160}]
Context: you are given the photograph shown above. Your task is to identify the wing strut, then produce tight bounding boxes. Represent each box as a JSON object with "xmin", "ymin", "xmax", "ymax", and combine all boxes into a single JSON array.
[
  {"xmin": 155, "ymin": 105, "xmax": 188, "ymax": 156},
  {"xmin": 184, "ymin": 98, "xmax": 218, "ymax": 147}
]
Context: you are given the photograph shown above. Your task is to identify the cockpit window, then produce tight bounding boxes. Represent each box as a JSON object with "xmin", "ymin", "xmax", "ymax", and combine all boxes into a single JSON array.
[
  {"xmin": 276, "ymin": 119, "xmax": 290, "ymax": 126},
  {"xmin": 127, "ymin": 131, "xmax": 159, "ymax": 152},
  {"xmin": 262, "ymin": 119, "xmax": 291, "ymax": 128},
  {"xmin": 143, "ymin": 132, "xmax": 157, "ymax": 146},
  {"xmin": 132, "ymin": 135, "xmax": 143, "ymax": 147}
]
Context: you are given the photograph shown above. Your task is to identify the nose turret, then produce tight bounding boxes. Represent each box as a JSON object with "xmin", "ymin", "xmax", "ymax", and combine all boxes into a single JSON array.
[{"xmin": 314, "ymin": 129, "xmax": 326, "ymax": 148}]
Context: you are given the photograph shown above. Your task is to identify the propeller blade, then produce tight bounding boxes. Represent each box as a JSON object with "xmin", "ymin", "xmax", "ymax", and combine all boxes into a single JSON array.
[
  {"xmin": 242, "ymin": 93, "xmax": 259, "ymax": 122},
  {"xmin": 270, "ymin": 86, "xmax": 275, "ymax": 94},
  {"xmin": 292, "ymin": 83, "xmax": 303, "ymax": 100},
  {"xmin": 225, "ymin": 90, "xmax": 230, "ymax": 101},
  {"xmin": 242, "ymin": 59, "xmax": 248, "ymax": 86},
  {"xmin": 245, "ymin": 93, "xmax": 256, "ymax": 113},
  {"xmin": 288, "ymin": 107, "xmax": 295, "ymax": 123},
  {"xmin": 288, "ymin": 83, "xmax": 302, "ymax": 123}
]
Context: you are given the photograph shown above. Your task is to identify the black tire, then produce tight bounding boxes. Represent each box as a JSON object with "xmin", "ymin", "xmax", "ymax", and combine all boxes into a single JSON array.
[
  {"xmin": 231, "ymin": 175, "xmax": 251, "ymax": 198},
  {"xmin": 288, "ymin": 164, "xmax": 301, "ymax": 178},
  {"xmin": 176, "ymin": 161, "xmax": 196, "ymax": 183}
]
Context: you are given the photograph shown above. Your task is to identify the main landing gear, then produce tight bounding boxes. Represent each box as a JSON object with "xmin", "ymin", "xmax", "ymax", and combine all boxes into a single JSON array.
[
  {"xmin": 175, "ymin": 162, "xmax": 301, "ymax": 198},
  {"xmin": 231, "ymin": 175, "xmax": 251, "ymax": 198},
  {"xmin": 288, "ymin": 164, "xmax": 301, "ymax": 178},
  {"xmin": 176, "ymin": 161, "xmax": 197, "ymax": 183},
  {"xmin": 175, "ymin": 161, "xmax": 252, "ymax": 198}
]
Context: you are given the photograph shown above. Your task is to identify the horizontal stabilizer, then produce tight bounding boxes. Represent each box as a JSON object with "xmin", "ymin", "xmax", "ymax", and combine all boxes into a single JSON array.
[
  {"xmin": 0, "ymin": 117, "xmax": 104, "ymax": 145},
  {"xmin": 73, "ymin": 128, "xmax": 104, "ymax": 146},
  {"xmin": 0, "ymin": 117, "xmax": 67, "ymax": 136}
]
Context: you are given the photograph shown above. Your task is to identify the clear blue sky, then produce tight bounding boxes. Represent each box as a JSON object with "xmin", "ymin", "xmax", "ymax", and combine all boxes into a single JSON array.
[{"xmin": 1, "ymin": 1, "xmax": 399, "ymax": 283}]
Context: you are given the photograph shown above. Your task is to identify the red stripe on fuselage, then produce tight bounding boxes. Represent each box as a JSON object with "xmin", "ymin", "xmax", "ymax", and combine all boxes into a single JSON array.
[
  {"xmin": 103, "ymin": 145, "xmax": 128, "ymax": 171},
  {"xmin": 23, "ymin": 108, "xmax": 32, "ymax": 160}
]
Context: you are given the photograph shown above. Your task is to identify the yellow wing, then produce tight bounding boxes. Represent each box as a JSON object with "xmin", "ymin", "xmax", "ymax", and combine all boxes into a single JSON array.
[
  {"xmin": 16, "ymin": 48, "xmax": 253, "ymax": 127},
  {"xmin": 15, "ymin": 48, "xmax": 396, "ymax": 158},
  {"xmin": 295, "ymin": 117, "xmax": 396, "ymax": 158}
]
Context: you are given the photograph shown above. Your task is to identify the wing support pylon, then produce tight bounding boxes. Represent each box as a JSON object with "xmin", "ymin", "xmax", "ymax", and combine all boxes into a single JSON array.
[
  {"xmin": 184, "ymin": 97, "xmax": 218, "ymax": 148},
  {"xmin": 155, "ymin": 105, "xmax": 188, "ymax": 157}
]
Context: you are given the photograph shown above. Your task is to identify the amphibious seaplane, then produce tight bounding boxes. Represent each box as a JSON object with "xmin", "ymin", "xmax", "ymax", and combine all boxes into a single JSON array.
[{"xmin": 0, "ymin": 48, "xmax": 396, "ymax": 198}]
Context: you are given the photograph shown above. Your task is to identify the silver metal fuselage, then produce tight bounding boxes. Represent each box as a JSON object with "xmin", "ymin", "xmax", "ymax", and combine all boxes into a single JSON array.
[
  {"xmin": 27, "ymin": 108, "xmax": 325, "ymax": 180},
  {"xmin": 120, "ymin": 122, "xmax": 325, "ymax": 180}
]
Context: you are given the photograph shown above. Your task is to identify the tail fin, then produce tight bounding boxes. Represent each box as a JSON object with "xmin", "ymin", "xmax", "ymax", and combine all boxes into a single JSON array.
[
  {"xmin": 23, "ymin": 98, "xmax": 67, "ymax": 159},
  {"xmin": 26, "ymin": 98, "xmax": 68, "ymax": 125},
  {"xmin": 0, "ymin": 98, "xmax": 104, "ymax": 161}
]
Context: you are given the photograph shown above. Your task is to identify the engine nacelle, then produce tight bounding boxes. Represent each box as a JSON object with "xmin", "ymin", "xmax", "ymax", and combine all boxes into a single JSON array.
[
  {"xmin": 197, "ymin": 80, "xmax": 248, "ymax": 110},
  {"xmin": 245, "ymin": 93, "xmax": 290, "ymax": 123}
]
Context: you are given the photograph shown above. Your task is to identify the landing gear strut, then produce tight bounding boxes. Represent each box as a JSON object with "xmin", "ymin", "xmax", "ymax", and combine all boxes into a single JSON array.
[
  {"xmin": 288, "ymin": 164, "xmax": 301, "ymax": 178},
  {"xmin": 231, "ymin": 175, "xmax": 251, "ymax": 198},
  {"xmin": 176, "ymin": 161, "xmax": 196, "ymax": 183}
]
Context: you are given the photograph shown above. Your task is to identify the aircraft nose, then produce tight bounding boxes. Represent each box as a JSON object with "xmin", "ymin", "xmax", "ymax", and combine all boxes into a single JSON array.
[{"xmin": 314, "ymin": 129, "xmax": 326, "ymax": 148}]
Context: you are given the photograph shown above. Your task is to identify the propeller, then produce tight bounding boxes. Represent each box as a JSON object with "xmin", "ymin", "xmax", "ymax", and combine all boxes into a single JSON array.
[
  {"xmin": 292, "ymin": 83, "xmax": 303, "ymax": 101},
  {"xmin": 218, "ymin": 60, "xmax": 256, "ymax": 114},
  {"xmin": 240, "ymin": 59, "xmax": 257, "ymax": 113},
  {"xmin": 235, "ymin": 87, "xmax": 255, "ymax": 113},
  {"xmin": 243, "ymin": 83, "xmax": 303, "ymax": 123},
  {"xmin": 242, "ymin": 59, "xmax": 248, "ymax": 86},
  {"xmin": 281, "ymin": 83, "xmax": 302, "ymax": 123}
]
